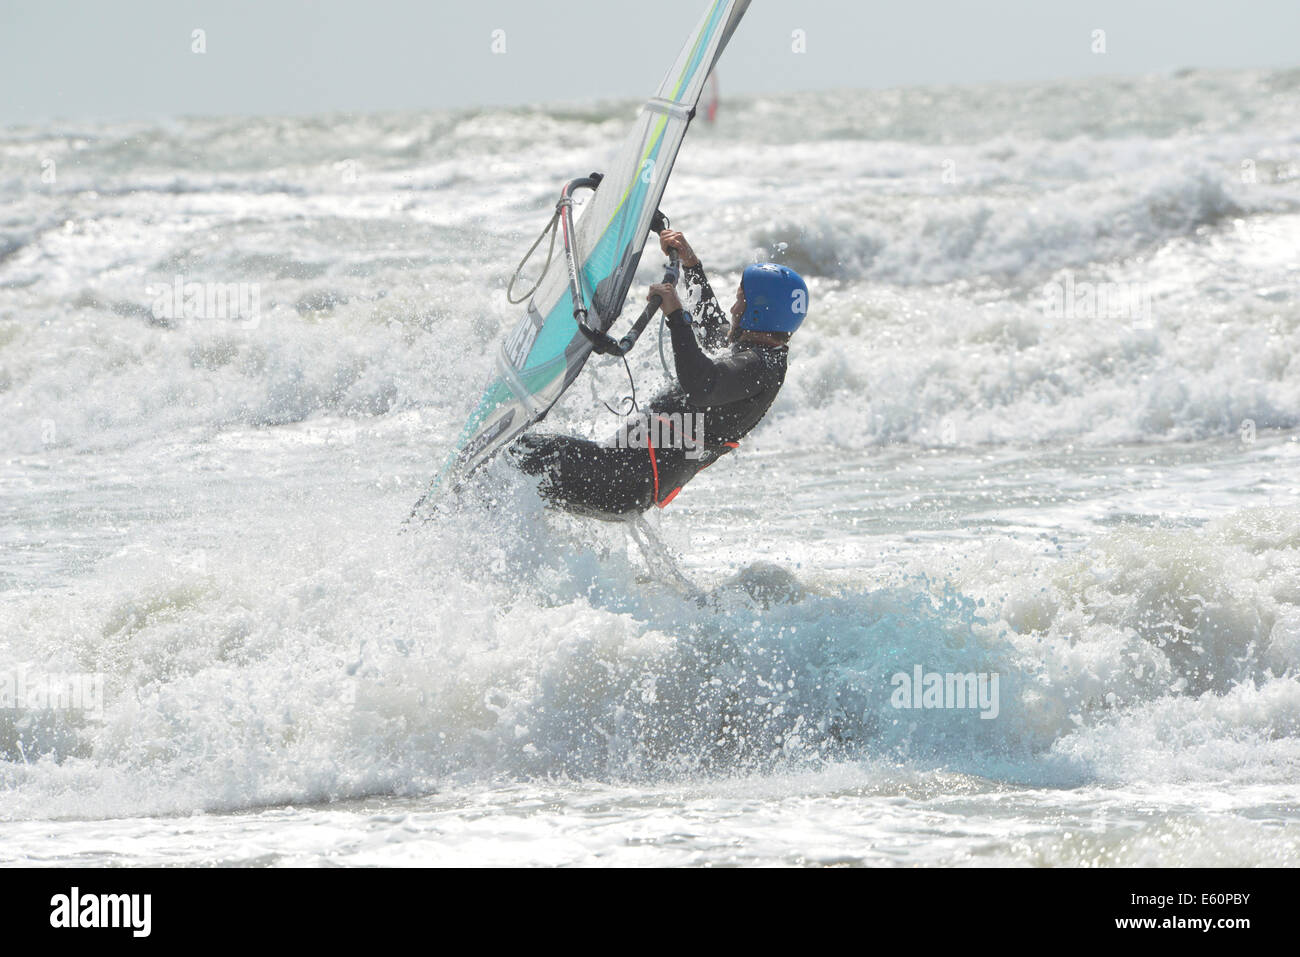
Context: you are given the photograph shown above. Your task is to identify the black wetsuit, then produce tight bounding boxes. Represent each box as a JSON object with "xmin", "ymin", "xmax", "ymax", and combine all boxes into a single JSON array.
[{"xmin": 510, "ymin": 262, "xmax": 788, "ymax": 519}]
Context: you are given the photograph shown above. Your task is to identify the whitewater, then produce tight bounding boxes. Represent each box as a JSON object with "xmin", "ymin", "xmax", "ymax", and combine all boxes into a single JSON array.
[{"xmin": 2, "ymin": 69, "xmax": 1299, "ymax": 866}]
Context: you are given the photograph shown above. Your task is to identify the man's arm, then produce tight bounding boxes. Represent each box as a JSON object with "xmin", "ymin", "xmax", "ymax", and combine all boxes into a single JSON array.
[
  {"xmin": 658, "ymin": 229, "xmax": 730, "ymax": 350},
  {"xmin": 664, "ymin": 308, "xmax": 771, "ymax": 406},
  {"xmin": 648, "ymin": 281, "xmax": 771, "ymax": 406},
  {"xmin": 682, "ymin": 263, "xmax": 731, "ymax": 350}
]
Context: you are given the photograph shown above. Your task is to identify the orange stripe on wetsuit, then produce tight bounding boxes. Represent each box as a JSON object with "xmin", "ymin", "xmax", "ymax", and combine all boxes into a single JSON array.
[{"xmin": 645, "ymin": 414, "xmax": 739, "ymax": 509}]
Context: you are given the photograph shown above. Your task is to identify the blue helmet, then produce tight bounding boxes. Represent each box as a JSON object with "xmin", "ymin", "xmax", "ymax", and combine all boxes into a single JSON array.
[{"xmin": 739, "ymin": 263, "xmax": 809, "ymax": 334}]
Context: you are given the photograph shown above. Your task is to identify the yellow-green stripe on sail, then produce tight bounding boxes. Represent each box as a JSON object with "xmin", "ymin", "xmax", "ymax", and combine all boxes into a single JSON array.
[{"xmin": 599, "ymin": 0, "xmax": 725, "ymax": 234}]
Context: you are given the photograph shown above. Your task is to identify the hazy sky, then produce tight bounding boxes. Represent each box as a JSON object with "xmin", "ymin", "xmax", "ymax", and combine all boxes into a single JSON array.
[{"xmin": 3, "ymin": 0, "xmax": 1298, "ymax": 125}]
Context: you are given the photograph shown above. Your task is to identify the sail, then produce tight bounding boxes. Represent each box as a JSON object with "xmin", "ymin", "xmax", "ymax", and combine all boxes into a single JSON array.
[{"xmin": 416, "ymin": 0, "xmax": 751, "ymax": 512}]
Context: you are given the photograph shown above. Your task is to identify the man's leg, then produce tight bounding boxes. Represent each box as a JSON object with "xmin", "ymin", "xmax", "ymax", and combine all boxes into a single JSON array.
[{"xmin": 508, "ymin": 433, "xmax": 657, "ymax": 518}]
